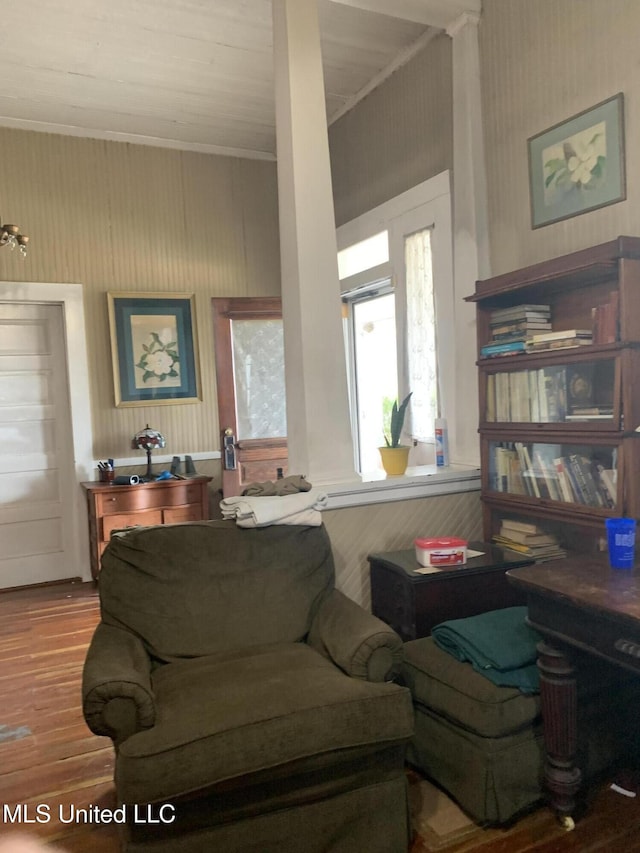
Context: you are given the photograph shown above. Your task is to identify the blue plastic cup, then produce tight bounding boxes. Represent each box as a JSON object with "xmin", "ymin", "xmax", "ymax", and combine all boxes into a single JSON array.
[{"xmin": 605, "ymin": 518, "xmax": 636, "ymax": 569}]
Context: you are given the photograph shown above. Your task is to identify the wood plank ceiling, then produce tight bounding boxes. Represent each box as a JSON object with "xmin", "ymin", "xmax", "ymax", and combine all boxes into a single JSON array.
[{"xmin": 0, "ymin": 0, "xmax": 444, "ymax": 159}]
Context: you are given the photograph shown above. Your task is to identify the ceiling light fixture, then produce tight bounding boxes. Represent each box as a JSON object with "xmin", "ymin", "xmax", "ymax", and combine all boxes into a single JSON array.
[{"xmin": 1, "ymin": 219, "xmax": 29, "ymax": 256}]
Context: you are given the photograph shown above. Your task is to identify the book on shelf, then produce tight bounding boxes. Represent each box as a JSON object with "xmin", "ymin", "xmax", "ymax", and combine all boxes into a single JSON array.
[
  {"xmin": 488, "ymin": 365, "xmax": 574, "ymax": 424},
  {"xmin": 492, "ymin": 533, "xmax": 567, "ymax": 562},
  {"xmin": 591, "ymin": 462, "xmax": 616, "ymax": 508},
  {"xmin": 565, "ymin": 412, "xmax": 613, "ymax": 421},
  {"xmin": 480, "ymin": 340, "xmax": 527, "ymax": 357},
  {"xmin": 597, "ymin": 467, "xmax": 617, "ymax": 506},
  {"xmin": 490, "ymin": 304, "xmax": 551, "ymax": 324},
  {"xmin": 492, "ymin": 443, "xmax": 615, "ymax": 509},
  {"xmin": 537, "ymin": 365, "xmax": 567, "ymax": 422},
  {"xmin": 553, "ymin": 457, "xmax": 577, "ymax": 503},
  {"xmin": 498, "ymin": 524, "xmax": 557, "ymax": 546},
  {"xmin": 567, "ymin": 453, "xmax": 603, "ymax": 507},
  {"xmin": 497, "ymin": 518, "xmax": 540, "ymax": 535},
  {"xmin": 527, "ymin": 328, "xmax": 592, "ymax": 344},
  {"xmin": 493, "ymin": 446, "xmax": 526, "ymax": 495},
  {"xmin": 491, "ymin": 320, "xmax": 553, "ymax": 335},
  {"xmin": 525, "ymin": 338, "xmax": 592, "ymax": 352},
  {"xmin": 592, "ymin": 291, "xmax": 619, "ymax": 344},
  {"xmin": 491, "ymin": 329, "xmax": 550, "ymax": 344},
  {"xmin": 534, "ymin": 450, "xmax": 560, "ymax": 501},
  {"xmin": 521, "ymin": 443, "xmax": 541, "ymax": 498}
]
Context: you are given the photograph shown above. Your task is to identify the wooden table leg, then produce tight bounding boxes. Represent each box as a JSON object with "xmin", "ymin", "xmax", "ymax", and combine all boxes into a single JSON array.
[{"xmin": 536, "ymin": 640, "xmax": 581, "ymax": 828}]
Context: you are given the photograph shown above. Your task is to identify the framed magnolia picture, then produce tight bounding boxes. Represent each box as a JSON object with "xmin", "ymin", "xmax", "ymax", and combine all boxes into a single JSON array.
[
  {"xmin": 528, "ymin": 93, "xmax": 626, "ymax": 229},
  {"xmin": 107, "ymin": 292, "xmax": 201, "ymax": 407}
]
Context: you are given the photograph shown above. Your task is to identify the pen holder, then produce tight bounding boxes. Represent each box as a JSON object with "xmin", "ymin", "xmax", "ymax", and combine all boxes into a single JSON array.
[{"xmin": 99, "ymin": 468, "xmax": 115, "ymax": 483}]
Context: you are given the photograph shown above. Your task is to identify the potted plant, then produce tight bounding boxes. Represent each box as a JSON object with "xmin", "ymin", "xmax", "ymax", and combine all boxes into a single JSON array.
[{"xmin": 379, "ymin": 393, "xmax": 412, "ymax": 476}]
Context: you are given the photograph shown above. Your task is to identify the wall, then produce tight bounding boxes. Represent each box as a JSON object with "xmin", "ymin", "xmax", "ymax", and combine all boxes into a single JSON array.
[
  {"xmin": 480, "ymin": 0, "xmax": 640, "ymax": 275},
  {"xmin": 324, "ymin": 490, "xmax": 482, "ymax": 609},
  {"xmin": 0, "ymin": 92, "xmax": 480, "ymax": 606},
  {"xmin": 0, "ymin": 127, "xmax": 281, "ymax": 485},
  {"xmin": 329, "ymin": 33, "xmax": 453, "ymax": 227},
  {"xmin": 325, "ymin": 31, "xmax": 481, "ymax": 604}
]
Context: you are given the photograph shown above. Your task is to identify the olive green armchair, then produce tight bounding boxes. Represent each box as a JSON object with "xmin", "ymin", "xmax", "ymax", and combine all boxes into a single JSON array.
[{"xmin": 82, "ymin": 521, "xmax": 413, "ymax": 852}]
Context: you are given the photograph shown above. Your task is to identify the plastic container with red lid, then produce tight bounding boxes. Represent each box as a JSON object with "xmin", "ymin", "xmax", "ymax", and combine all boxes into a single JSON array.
[{"xmin": 414, "ymin": 536, "xmax": 467, "ymax": 567}]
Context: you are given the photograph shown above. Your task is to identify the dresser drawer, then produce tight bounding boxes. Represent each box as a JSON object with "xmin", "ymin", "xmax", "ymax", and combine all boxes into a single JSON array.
[
  {"xmin": 102, "ymin": 510, "xmax": 163, "ymax": 539},
  {"xmin": 164, "ymin": 505, "xmax": 204, "ymax": 524},
  {"xmin": 96, "ymin": 482, "xmax": 203, "ymax": 515}
]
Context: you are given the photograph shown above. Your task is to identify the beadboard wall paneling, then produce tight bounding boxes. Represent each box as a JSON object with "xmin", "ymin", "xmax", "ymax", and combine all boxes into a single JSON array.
[
  {"xmin": 323, "ymin": 489, "xmax": 482, "ymax": 609},
  {"xmin": 329, "ymin": 33, "xmax": 453, "ymax": 227},
  {"xmin": 0, "ymin": 128, "xmax": 280, "ymax": 460},
  {"xmin": 480, "ymin": 0, "xmax": 640, "ymax": 276}
]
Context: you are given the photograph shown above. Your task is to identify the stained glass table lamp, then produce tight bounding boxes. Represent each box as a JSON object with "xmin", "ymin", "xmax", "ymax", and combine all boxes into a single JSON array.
[{"xmin": 131, "ymin": 424, "xmax": 166, "ymax": 480}]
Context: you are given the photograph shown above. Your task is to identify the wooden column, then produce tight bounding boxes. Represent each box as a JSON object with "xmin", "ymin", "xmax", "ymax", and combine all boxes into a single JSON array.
[
  {"xmin": 446, "ymin": 12, "xmax": 490, "ymax": 467},
  {"xmin": 272, "ymin": 0, "xmax": 356, "ymax": 485},
  {"xmin": 537, "ymin": 640, "xmax": 581, "ymax": 825}
]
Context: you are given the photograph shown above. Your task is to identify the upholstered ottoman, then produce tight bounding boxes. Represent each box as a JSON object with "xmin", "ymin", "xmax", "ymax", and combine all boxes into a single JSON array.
[{"xmin": 401, "ymin": 635, "xmax": 640, "ymax": 825}]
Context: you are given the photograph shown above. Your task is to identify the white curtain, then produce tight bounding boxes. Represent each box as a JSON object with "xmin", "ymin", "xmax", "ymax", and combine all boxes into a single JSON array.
[{"xmin": 404, "ymin": 228, "xmax": 437, "ymax": 441}]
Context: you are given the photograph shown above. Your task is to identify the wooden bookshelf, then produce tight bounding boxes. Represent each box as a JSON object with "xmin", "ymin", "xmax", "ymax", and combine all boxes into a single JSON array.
[{"xmin": 466, "ymin": 237, "xmax": 640, "ymax": 555}]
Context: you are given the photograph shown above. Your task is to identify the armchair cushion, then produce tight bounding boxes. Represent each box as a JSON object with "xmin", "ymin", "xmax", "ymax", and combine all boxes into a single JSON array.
[
  {"xmin": 99, "ymin": 522, "xmax": 334, "ymax": 662},
  {"xmin": 308, "ymin": 589, "xmax": 404, "ymax": 682},
  {"xmin": 116, "ymin": 642, "xmax": 413, "ymax": 805},
  {"xmin": 83, "ymin": 622, "xmax": 156, "ymax": 742}
]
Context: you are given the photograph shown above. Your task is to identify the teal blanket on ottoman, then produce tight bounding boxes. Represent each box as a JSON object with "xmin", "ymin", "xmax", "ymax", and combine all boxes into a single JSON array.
[{"xmin": 431, "ymin": 606, "xmax": 542, "ymax": 693}]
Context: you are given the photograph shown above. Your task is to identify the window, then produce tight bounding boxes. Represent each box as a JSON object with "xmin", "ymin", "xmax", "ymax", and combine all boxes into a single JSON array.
[
  {"xmin": 338, "ymin": 175, "xmax": 454, "ymax": 474},
  {"xmin": 337, "ymin": 231, "xmax": 388, "ymax": 280},
  {"xmin": 404, "ymin": 227, "xmax": 437, "ymax": 441},
  {"xmin": 343, "ymin": 281, "xmax": 396, "ymax": 472}
]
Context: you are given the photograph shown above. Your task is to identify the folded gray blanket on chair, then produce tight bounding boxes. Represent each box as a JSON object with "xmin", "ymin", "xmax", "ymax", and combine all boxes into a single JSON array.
[
  {"xmin": 242, "ymin": 475, "xmax": 312, "ymax": 496},
  {"xmin": 431, "ymin": 606, "xmax": 542, "ymax": 693}
]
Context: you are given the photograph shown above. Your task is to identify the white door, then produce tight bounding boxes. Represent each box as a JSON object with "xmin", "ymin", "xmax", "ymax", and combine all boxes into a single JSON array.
[{"xmin": 0, "ymin": 303, "xmax": 77, "ymax": 588}]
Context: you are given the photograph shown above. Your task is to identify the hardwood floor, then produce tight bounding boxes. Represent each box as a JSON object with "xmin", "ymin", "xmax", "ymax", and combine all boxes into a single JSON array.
[
  {"xmin": 0, "ymin": 581, "xmax": 118, "ymax": 851},
  {"xmin": 1, "ymin": 580, "xmax": 639, "ymax": 852}
]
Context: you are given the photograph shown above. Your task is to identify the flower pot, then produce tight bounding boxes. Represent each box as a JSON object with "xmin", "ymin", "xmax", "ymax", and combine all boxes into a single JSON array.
[{"xmin": 378, "ymin": 445, "xmax": 410, "ymax": 476}]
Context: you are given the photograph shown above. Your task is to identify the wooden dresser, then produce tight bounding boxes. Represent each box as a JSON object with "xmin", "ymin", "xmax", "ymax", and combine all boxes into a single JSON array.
[{"xmin": 82, "ymin": 477, "xmax": 212, "ymax": 579}]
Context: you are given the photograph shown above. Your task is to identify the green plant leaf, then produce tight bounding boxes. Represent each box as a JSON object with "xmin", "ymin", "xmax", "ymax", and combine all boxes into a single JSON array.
[{"xmin": 389, "ymin": 392, "xmax": 412, "ymax": 447}]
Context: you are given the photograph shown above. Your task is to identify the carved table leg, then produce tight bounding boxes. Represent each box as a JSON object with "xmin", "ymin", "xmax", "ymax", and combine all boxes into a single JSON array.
[{"xmin": 536, "ymin": 640, "xmax": 581, "ymax": 828}]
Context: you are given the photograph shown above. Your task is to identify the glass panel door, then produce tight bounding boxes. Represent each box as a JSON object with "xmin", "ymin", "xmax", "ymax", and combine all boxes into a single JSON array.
[{"xmin": 231, "ymin": 318, "xmax": 286, "ymax": 440}]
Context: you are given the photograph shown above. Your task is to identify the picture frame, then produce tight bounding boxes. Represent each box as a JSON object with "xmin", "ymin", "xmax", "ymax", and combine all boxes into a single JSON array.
[
  {"xmin": 528, "ymin": 93, "xmax": 626, "ymax": 229},
  {"xmin": 107, "ymin": 292, "xmax": 201, "ymax": 407}
]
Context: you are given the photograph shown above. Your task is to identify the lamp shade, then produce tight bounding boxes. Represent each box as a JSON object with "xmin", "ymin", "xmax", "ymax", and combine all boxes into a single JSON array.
[{"xmin": 132, "ymin": 425, "xmax": 166, "ymax": 479}]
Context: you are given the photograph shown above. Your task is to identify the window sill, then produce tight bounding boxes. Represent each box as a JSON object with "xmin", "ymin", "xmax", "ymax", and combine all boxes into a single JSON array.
[{"xmin": 323, "ymin": 464, "xmax": 480, "ymax": 509}]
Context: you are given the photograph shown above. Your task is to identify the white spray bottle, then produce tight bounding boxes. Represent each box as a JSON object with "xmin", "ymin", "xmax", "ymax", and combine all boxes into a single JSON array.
[{"xmin": 435, "ymin": 417, "xmax": 449, "ymax": 467}]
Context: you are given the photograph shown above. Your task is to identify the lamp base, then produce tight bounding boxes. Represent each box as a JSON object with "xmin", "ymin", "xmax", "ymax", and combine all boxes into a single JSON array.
[{"xmin": 145, "ymin": 450, "xmax": 155, "ymax": 481}]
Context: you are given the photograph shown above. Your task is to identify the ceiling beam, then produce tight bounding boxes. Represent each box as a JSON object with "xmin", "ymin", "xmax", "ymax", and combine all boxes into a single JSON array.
[{"xmin": 326, "ymin": 0, "xmax": 481, "ymax": 29}]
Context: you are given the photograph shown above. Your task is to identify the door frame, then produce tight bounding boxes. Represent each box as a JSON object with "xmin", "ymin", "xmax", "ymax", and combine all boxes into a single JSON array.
[
  {"xmin": 0, "ymin": 281, "xmax": 94, "ymax": 583},
  {"xmin": 211, "ymin": 296, "xmax": 285, "ymax": 497}
]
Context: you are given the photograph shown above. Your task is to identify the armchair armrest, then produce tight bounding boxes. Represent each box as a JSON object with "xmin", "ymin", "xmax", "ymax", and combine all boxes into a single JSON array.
[
  {"xmin": 82, "ymin": 622, "xmax": 156, "ymax": 745},
  {"xmin": 307, "ymin": 589, "xmax": 404, "ymax": 682}
]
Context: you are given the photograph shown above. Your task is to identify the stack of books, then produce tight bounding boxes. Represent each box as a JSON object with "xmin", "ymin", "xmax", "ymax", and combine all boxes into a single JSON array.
[
  {"xmin": 493, "ymin": 519, "xmax": 566, "ymax": 562},
  {"xmin": 525, "ymin": 329, "xmax": 593, "ymax": 352},
  {"xmin": 481, "ymin": 304, "xmax": 551, "ymax": 358}
]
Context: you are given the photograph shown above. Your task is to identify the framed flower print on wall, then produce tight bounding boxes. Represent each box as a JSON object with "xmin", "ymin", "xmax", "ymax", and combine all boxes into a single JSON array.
[
  {"xmin": 107, "ymin": 292, "xmax": 201, "ymax": 407},
  {"xmin": 528, "ymin": 93, "xmax": 626, "ymax": 229}
]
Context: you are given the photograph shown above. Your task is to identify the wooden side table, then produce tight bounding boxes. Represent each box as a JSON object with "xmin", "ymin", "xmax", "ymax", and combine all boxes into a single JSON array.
[
  {"xmin": 82, "ymin": 477, "xmax": 212, "ymax": 580},
  {"xmin": 368, "ymin": 542, "xmax": 533, "ymax": 640}
]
